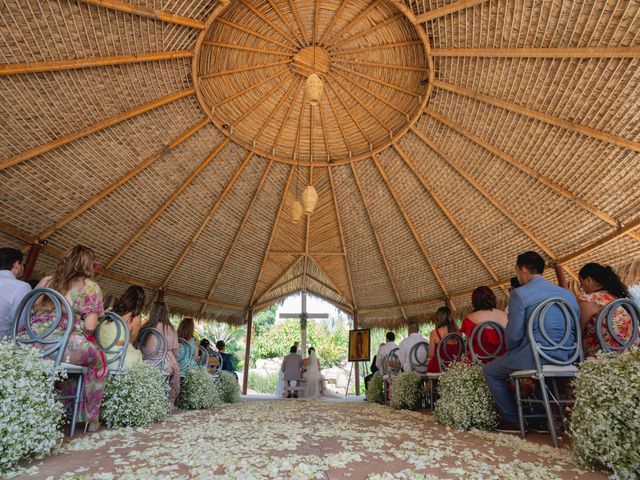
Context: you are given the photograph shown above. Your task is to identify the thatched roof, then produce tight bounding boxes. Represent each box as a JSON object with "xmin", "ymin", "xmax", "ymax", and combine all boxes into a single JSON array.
[{"xmin": 1, "ymin": 0, "xmax": 639, "ymax": 328}]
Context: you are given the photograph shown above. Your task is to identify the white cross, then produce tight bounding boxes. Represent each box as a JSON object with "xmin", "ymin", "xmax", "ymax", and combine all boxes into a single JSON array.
[{"xmin": 279, "ymin": 291, "xmax": 328, "ymax": 357}]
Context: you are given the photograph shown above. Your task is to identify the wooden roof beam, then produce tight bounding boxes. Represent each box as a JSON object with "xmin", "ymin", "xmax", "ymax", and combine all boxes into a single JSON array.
[
  {"xmin": 288, "ymin": 0, "xmax": 309, "ymax": 44},
  {"xmin": 332, "ymin": 63, "xmax": 420, "ymax": 97},
  {"xmin": 328, "ymin": 13, "xmax": 404, "ymax": 50},
  {"xmin": 254, "ymin": 288, "xmax": 353, "ymax": 315},
  {"xmin": 324, "ymin": 0, "xmax": 383, "ymax": 48},
  {"xmin": 431, "ymin": 47, "xmax": 640, "ymax": 58},
  {"xmin": 103, "ymin": 139, "xmax": 230, "ymax": 270},
  {"xmin": 0, "ymin": 88, "xmax": 194, "ymax": 170},
  {"xmin": 215, "ymin": 18, "xmax": 297, "ymax": 52},
  {"xmin": 161, "ymin": 152, "xmax": 254, "ymax": 288},
  {"xmin": 333, "ymin": 58, "xmax": 427, "ymax": 73},
  {"xmin": 254, "ymin": 256, "xmax": 304, "ymax": 303},
  {"xmin": 350, "ymin": 162, "xmax": 407, "ymax": 320},
  {"xmin": 318, "ymin": 0, "xmax": 350, "ymax": 45},
  {"xmin": 232, "ymin": 77, "xmax": 293, "ymax": 127},
  {"xmin": 265, "ymin": 0, "xmax": 305, "ymax": 47},
  {"xmin": 432, "ymin": 80, "xmax": 640, "ymax": 152},
  {"xmin": 269, "ymin": 251, "xmax": 345, "ymax": 255},
  {"xmin": 309, "ymin": 255, "xmax": 353, "ymax": 305},
  {"xmin": 79, "ymin": 0, "xmax": 206, "ymax": 29},
  {"xmin": 0, "ymin": 51, "xmax": 193, "ymax": 76},
  {"xmin": 333, "ymin": 40, "xmax": 423, "ymax": 56},
  {"xmin": 201, "ymin": 160, "xmax": 274, "ymax": 312},
  {"xmin": 238, "ymin": 0, "xmax": 298, "ymax": 48},
  {"xmin": 327, "ymin": 81, "xmax": 373, "ymax": 146},
  {"xmin": 37, "ymin": 118, "xmax": 209, "ymax": 241},
  {"xmin": 272, "ymin": 81, "xmax": 304, "ymax": 152},
  {"xmin": 249, "ymin": 166, "xmax": 296, "ymax": 306},
  {"xmin": 416, "ymin": 0, "xmax": 486, "ymax": 23},
  {"xmin": 200, "ymin": 60, "xmax": 290, "ymax": 79},
  {"xmin": 373, "ymin": 154, "xmax": 449, "ymax": 297},
  {"xmin": 213, "ymin": 70, "xmax": 291, "ymax": 107},
  {"xmin": 324, "ymin": 88, "xmax": 352, "ymax": 153},
  {"xmin": 254, "ymin": 77, "xmax": 300, "ymax": 142},
  {"xmin": 202, "ymin": 41, "xmax": 294, "ymax": 57}
]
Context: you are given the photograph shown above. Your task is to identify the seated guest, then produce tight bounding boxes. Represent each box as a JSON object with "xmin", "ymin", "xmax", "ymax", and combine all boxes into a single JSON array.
[
  {"xmin": 483, "ymin": 251, "xmax": 579, "ymax": 432},
  {"xmin": 216, "ymin": 339, "xmax": 237, "ymax": 378},
  {"xmin": 460, "ymin": 286, "xmax": 508, "ymax": 363},
  {"xmin": 427, "ymin": 307, "xmax": 461, "ymax": 373},
  {"xmin": 141, "ymin": 301, "xmax": 180, "ymax": 406},
  {"xmin": 199, "ymin": 338, "xmax": 215, "ymax": 355},
  {"xmin": 98, "ymin": 285, "xmax": 145, "ymax": 368},
  {"xmin": 398, "ymin": 321, "xmax": 428, "ymax": 372},
  {"xmin": 0, "ymin": 247, "xmax": 31, "ymax": 338},
  {"xmin": 577, "ymin": 263, "xmax": 637, "ymax": 356},
  {"xmin": 27, "ymin": 245, "xmax": 107, "ymax": 432},
  {"xmin": 375, "ymin": 332, "xmax": 398, "ymax": 372},
  {"xmin": 177, "ymin": 317, "xmax": 200, "ymax": 370},
  {"xmin": 365, "ymin": 343, "xmax": 384, "ymax": 391}
]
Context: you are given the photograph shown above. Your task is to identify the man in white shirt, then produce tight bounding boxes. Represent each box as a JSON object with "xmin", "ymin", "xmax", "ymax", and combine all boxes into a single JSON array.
[
  {"xmin": 398, "ymin": 321, "xmax": 428, "ymax": 372},
  {"xmin": 0, "ymin": 248, "xmax": 31, "ymax": 338},
  {"xmin": 375, "ymin": 331, "xmax": 398, "ymax": 372}
]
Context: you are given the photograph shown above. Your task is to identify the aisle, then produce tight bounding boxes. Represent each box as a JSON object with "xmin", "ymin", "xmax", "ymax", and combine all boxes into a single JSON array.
[{"xmin": 15, "ymin": 399, "xmax": 605, "ymax": 479}]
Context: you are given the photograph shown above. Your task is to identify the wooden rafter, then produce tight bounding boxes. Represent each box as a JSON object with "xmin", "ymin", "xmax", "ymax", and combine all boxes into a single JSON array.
[
  {"xmin": 392, "ymin": 143, "xmax": 505, "ymax": 292},
  {"xmin": 416, "ymin": 0, "xmax": 486, "ymax": 23},
  {"xmin": 200, "ymin": 60, "xmax": 290, "ymax": 79},
  {"xmin": 255, "ymin": 287, "xmax": 353, "ymax": 314},
  {"xmin": 328, "ymin": 167, "xmax": 357, "ymax": 308},
  {"xmin": 332, "ymin": 69, "xmax": 411, "ymax": 116},
  {"xmin": 213, "ymin": 70, "xmax": 290, "ymax": 107},
  {"xmin": 201, "ymin": 160, "xmax": 274, "ymax": 312},
  {"xmin": 161, "ymin": 152, "xmax": 255, "ymax": 288},
  {"xmin": 432, "ymin": 80, "xmax": 640, "ymax": 152},
  {"xmin": 324, "ymin": 89, "xmax": 351, "ymax": 153},
  {"xmin": 350, "ymin": 162, "xmax": 407, "ymax": 319},
  {"xmin": 373, "ymin": 155, "xmax": 449, "ymax": 297},
  {"xmin": 331, "ymin": 74, "xmax": 394, "ymax": 133},
  {"xmin": 215, "ymin": 18, "xmax": 297, "ymax": 52},
  {"xmin": 431, "ymin": 47, "xmax": 640, "ymax": 58},
  {"xmin": 255, "ymin": 256, "xmax": 304, "ymax": 303},
  {"xmin": 0, "ymin": 88, "xmax": 194, "ymax": 170},
  {"xmin": 318, "ymin": 101, "xmax": 330, "ymax": 159},
  {"xmin": 310, "ymin": 102, "xmax": 315, "ymax": 161},
  {"xmin": 288, "ymin": 0, "xmax": 309, "ymax": 44},
  {"xmin": 38, "ymin": 118, "xmax": 209, "ymax": 241},
  {"xmin": 272, "ymin": 80, "xmax": 304, "ymax": 152},
  {"xmin": 103, "ymin": 139, "xmax": 230, "ymax": 270},
  {"xmin": 249, "ymin": 166, "xmax": 296, "ymax": 306},
  {"xmin": 329, "ymin": 13, "xmax": 404, "ymax": 50},
  {"xmin": 269, "ymin": 251, "xmax": 345, "ymax": 256},
  {"xmin": 203, "ymin": 41, "xmax": 293, "ymax": 57},
  {"xmin": 326, "ymin": 81, "xmax": 372, "ymax": 146},
  {"xmin": 410, "ymin": 127, "xmax": 561, "ymax": 262},
  {"xmin": 255, "ymin": 77, "xmax": 300, "ymax": 143},
  {"xmin": 306, "ymin": 273, "xmax": 350, "ymax": 304},
  {"xmin": 79, "ymin": 0, "xmax": 206, "ymax": 29},
  {"xmin": 293, "ymin": 91, "xmax": 307, "ymax": 160},
  {"xmin": 318, "ymin": 0, "xmax": 349, "ymax": 45},
  {"xmin": 426, "ymin": 109, "xmax": 640, "ymax": 244},
  {"xmin": 0, "ymin": 51, "xmax": 193, "ymax": 76},
  {"xmin": 232, "ymin": 77, "xmax": 293, "ymax": 127},
  {"xmin": 333, "ymin": 40, "xmax": 423, "ymax": 56},
  {"xmin": 325, "ymin": 0, "xmax": 383, "ymax": 48},
  {"xmin": 332, "ymin": 63, "xmax": 420, "ymax": 97},
  {"xmin": 266, "ymin": 0, "xmax": 304, "ymax": 47},
  {"xmin": 238, "ymin": 0, "xmax": 298, "ymax": 47},
  {"xmin": 309, "ymin": 255, "xmax": 352, "ymax": 305},
  {"xmin": 333, "ymin": 58, "xmax": 428, "ymax": 72}
]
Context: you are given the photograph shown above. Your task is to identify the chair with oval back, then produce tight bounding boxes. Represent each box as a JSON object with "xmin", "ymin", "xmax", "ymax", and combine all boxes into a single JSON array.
[
  {"xmin": 468, "ymin": 321, "xmax": 506, "ymax": 365},
  {"xmin": 381, "ymin": 347, "xmax": 401, "ymax": 405},
  {"xmin": 135, "ymin": 327, "xmax": 167, "ymax": 370},
  {"xmin": 12, "ymin": 288, "xmax": 85, "ymax": 436},
  {"xmin": 208, "ymin": 350, "xmax": 223, "ymax": 377},
  {"xmin": 595, "ymin": 297, "xmax": 640, "ymax": 353},
  {"xmin": 177, "ymin": 337, "xmax": 193, "ymax": 376},
  {"xmin": 425, "ymin": 332, "xmax": 466, "ymax": 411},
  {"xmin": 509, "ymin": 297, "xmax": 582, "ymax": 448},
  {"xmin": 95, "ymin": 312, "xmax": 130, "ymax": 374},
  {"xmin": 198, "ymin": 344, "xmax": 209, "ymax": 368},
  {"xmin": 408, "ymin": 341, "xmax": 430, "ymax": 408}
]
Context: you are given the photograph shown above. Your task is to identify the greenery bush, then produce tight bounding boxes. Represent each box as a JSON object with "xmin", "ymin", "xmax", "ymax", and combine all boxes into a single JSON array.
[
  {"xmin": 571, "ymin": 349, "xmax": 640, "ymax": 479},
  {"xmin": 366, "ymin": 372, "xmax": 384, "ymax": 404},
  {"xmin": 434, "ymin": 362, "xmax": 497, "ymax": 431},
  {"xmin": 389, "ymin": 372, "xmax": 421, "ymax": 410},
  {"xmin": 179, "ymin": 367, "xmax": 221, "ymax": 410},
  {"xmin": 101, "ymin": 363, "xmax": 169, "ymax": 427},
  {"xmin": 248, "ymin": 373, "xmax": 279, "ymax": 394},
  {"xmin": 0, "ymin": 341, "xmax": 64, "ymax": 474},
  {"xmin": 218, "ymin": 371, "xmax": 241, "ymax": 403}
]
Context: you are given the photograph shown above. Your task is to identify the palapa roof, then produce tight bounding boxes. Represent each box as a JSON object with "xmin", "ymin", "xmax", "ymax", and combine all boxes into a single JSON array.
[{"xmin": 1, "ymin": 0, "xmax": 639, "ymax": 328}]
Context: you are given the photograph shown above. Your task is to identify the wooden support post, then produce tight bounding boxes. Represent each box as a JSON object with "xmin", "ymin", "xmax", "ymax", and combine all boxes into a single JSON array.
[
  {"xmin": 555, "ymin": 264, "xmax": 569, "ymax": 290},
  {"xmin": 156, "ymin": 288, "xmax": 166, "ymax": 303},
  {"xmin": 242, "ymin": 309, "xmax": 253, "ymax": 395},
  {"xmin": 354, "ymin": 311, "xmax": 361, "ymax": 396},
  {"xmin": 22, "ymin": 242, "xmax": 44, "ymax": 281}
]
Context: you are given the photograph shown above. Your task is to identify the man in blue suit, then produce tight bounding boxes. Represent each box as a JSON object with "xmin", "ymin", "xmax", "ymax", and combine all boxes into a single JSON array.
[{"xmin": 483, "ymin": 251, "xmax": 578, "ymax": 431}]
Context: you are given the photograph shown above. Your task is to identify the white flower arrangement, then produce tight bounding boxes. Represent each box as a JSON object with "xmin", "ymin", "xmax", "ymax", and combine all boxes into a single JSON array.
[
  {"xmin": 570, "ymin": 349, "xmax": 640, "ymax": 479},
  {"xmin": 100, "ymin": 363, "xmax": 169, "ymax": 428},
  {"xmin": 217, "ymin": 370, "xmax": 241, "ymax": 403},
  {"xmin": 366, "ymin": 372, "xmax": 384, "ymax": 404},
  {"xmin": 179, "ymin": 367, "xmax": 221, "ymax": 410},
  {"xmin": 389, "ymin": 372, "xmax": 421, "ymax": 410},
  {"xmin": 0, "ymin": 340, "xmax": 65, "ymax": 474},
  {"xmin": 434, "ymin": 362, "xmax": 497, "ymax": 431}
]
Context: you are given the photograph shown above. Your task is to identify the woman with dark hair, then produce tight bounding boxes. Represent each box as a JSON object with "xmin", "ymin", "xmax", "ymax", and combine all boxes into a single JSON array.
[
  {"xmin": 97, "ymin": 286, "xmax": 145, "ymax": 368},
  {"xmin": 426, "ymin": 307, "xmax": 461, "ymax": 373},
  {"xmin": 460, "ymin": 286, "xmax": 508, "ymax": 363},
  {"xmin": 141, "ymin": 301, "xmax": 180, "ymax": 405},
  {"xmin": 177, "ymin": 317, "xmax": 199, "ymax": 370},
  {"xmin": 578, "ymin": 263, "xmax": 636, "ymax": 356}
]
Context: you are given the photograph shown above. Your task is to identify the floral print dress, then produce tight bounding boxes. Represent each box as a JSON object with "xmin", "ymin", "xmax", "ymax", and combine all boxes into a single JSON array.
[
  {"xmin": 29, "ymin": 276, "xmax": 106, "ymax": 423},
  {"xmin": 580, "ymin": 290, "xmax": 637, "ymax": 357}
]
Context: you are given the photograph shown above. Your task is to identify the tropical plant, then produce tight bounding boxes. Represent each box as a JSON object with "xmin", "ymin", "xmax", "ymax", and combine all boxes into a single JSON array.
[
  {"xmin": 101, "ymin": 363, "xmax": 169, "ymax": 428},
  {"xmin": 0, "ymin": 341, "xmax": 64, "ymax": 474},
  {"xmin": 571, "ymin": 349, "xmax": 640, "ymax": 479},
  {"xmin": 434, "ymin": 362, "xmax": 498, "ymax": 431},
  {"xmin": 179, "ymin": 367, "xmax": 221, "ymax": 410},
  {"xmin": 248, "ymin": 373, "xmax": 279, "ymax": 394},
  {"xmin": 389, "ymin": 372, "xmax": 421, "ymax": 410}
]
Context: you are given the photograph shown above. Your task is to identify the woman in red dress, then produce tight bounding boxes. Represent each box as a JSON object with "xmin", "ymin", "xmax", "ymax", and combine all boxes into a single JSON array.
[
  {"xmin": 427, "ymin": 307, "xmax": 462, "ymax": 373},
  {"xmin": 460, "ymin": 286, "xmax": 508, "ymax": 364}
]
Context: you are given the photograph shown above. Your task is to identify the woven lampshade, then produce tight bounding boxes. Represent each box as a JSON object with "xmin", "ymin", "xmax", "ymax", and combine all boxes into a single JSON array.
[
  {"xmin": 301, "ymin": 185, "xmax": 318, "ymax": 214},
  {"xmin": 304, "ymin": 73, "xmax": 323, "ymax": 106},
  {"xmin": 291, "ymin": 199, "xmax": 303, "ymax": 223}
]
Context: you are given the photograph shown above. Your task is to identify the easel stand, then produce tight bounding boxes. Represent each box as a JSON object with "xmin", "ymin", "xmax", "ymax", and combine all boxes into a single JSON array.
[{"xmin": 345, "ymin": 361, "xmax": 369, "ymax": 396}]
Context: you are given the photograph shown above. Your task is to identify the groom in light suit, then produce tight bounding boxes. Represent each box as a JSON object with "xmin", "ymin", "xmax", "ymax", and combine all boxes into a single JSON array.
[{"xmin": 281, "ymin": 345, "xmax": 303, "ymax": 398}]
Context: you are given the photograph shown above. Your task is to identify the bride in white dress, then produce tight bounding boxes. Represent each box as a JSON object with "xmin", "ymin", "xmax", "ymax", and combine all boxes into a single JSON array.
[{"xmin": 302, "ymin": 348, "xmax": 324, "ymax": 399}]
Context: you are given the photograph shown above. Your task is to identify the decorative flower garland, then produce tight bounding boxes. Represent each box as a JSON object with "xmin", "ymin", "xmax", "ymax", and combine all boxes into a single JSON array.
[
  {"xmin": 217, "ymin": 371, "xmax": 241, "ymax": 403},
  {"xmin": 179, "ymin": 367, "xmax": 221, "ymax": 410},
  {"xmin": 389, "ymin": 372, "xmax": 421, "ymax": 410},
  {"xmin": 366, "ymin": 371, "xmax": 384, "ymax": 404}
]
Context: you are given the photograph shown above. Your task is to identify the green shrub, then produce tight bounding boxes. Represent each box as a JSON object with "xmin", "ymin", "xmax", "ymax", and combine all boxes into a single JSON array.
[
  {"xmin": 366, "ymin": 372, "xmax": 384, "ymax": 404},
  {"xmin": 248, "ymin": 373, "xmax": 279, "ymax": 394}
]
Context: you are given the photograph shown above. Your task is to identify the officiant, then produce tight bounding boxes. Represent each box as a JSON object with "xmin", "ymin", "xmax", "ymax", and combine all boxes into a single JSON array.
[{"xmin": 281, "ymin": 345, "xmax": 303, "ymax": 398}]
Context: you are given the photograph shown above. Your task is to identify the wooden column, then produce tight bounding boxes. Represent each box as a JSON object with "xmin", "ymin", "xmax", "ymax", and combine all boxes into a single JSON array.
[
  {"xmin": 22, "ymin": 241, "xmax": 44, "ymax": 281},
  {"xmin": 242, "ymin": 309, "xmax": 253, "ymax": 395},
  {"xmin": 156, "ymin": 288, "xmax": 166, "ymax": 303},
  {"xmin": 354, "ymin": 310, "xmax": 361, "ymax": 396},
  {"xmin": 554, "ymin": 264, "xmax": 569, "ymax": 290}
]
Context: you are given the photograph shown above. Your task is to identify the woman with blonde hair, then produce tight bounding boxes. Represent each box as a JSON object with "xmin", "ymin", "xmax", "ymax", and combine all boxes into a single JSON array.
[
  {"xmin": 28, "ymin": 245, "xmax": 106, "ymax": 431},
  {"xmin": 426, "ymin": 307, "xmax": 460, "ymax": 373}
]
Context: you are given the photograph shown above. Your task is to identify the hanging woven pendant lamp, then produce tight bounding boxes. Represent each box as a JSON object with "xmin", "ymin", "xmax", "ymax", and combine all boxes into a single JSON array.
[
  {"xmin": 291, "ymin": 199, "xmax": 303, "ymax": 223},
  {"xmin": 305, "ymin": 73, "xmax": 323, "ymax": 106},
  {"xmin": 301, "ymin": 184, "xmax": 318, "ymax": 214}
]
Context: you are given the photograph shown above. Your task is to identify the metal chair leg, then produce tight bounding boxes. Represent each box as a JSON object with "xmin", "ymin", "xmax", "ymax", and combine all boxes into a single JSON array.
[
  {"xmin": 550, "ymin": 379, "xmax": 568, "ymax": 433},
  {"xmin": 513, "ymin": 378, "xmax": 526, "ymax": 439},
  {"xmin": 70, "ymin": 374, "xmax": 83, "ymax": 437},
  {"xmin": 429, "ymin": 379, "xmax": 435, "ymax": 412},
  {"xmin": 539, "ymin": 376, "xmax": 559, "ymax": 448}
]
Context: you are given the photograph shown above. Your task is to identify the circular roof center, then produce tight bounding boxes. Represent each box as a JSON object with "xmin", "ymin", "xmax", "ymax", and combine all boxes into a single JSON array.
[{"xmin": 193, "ymin": 0, "xmax": 431, "ymax": 165}]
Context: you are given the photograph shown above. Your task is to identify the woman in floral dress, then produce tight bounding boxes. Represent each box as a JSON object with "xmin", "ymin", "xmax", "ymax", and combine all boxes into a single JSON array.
[
  {"xmin": 27, "ymin": 245, "xmax": 106, "ymax": 431},
  {"xmin": 578, "ymin": 263, "xmax": 637, "ymax": 357}
]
